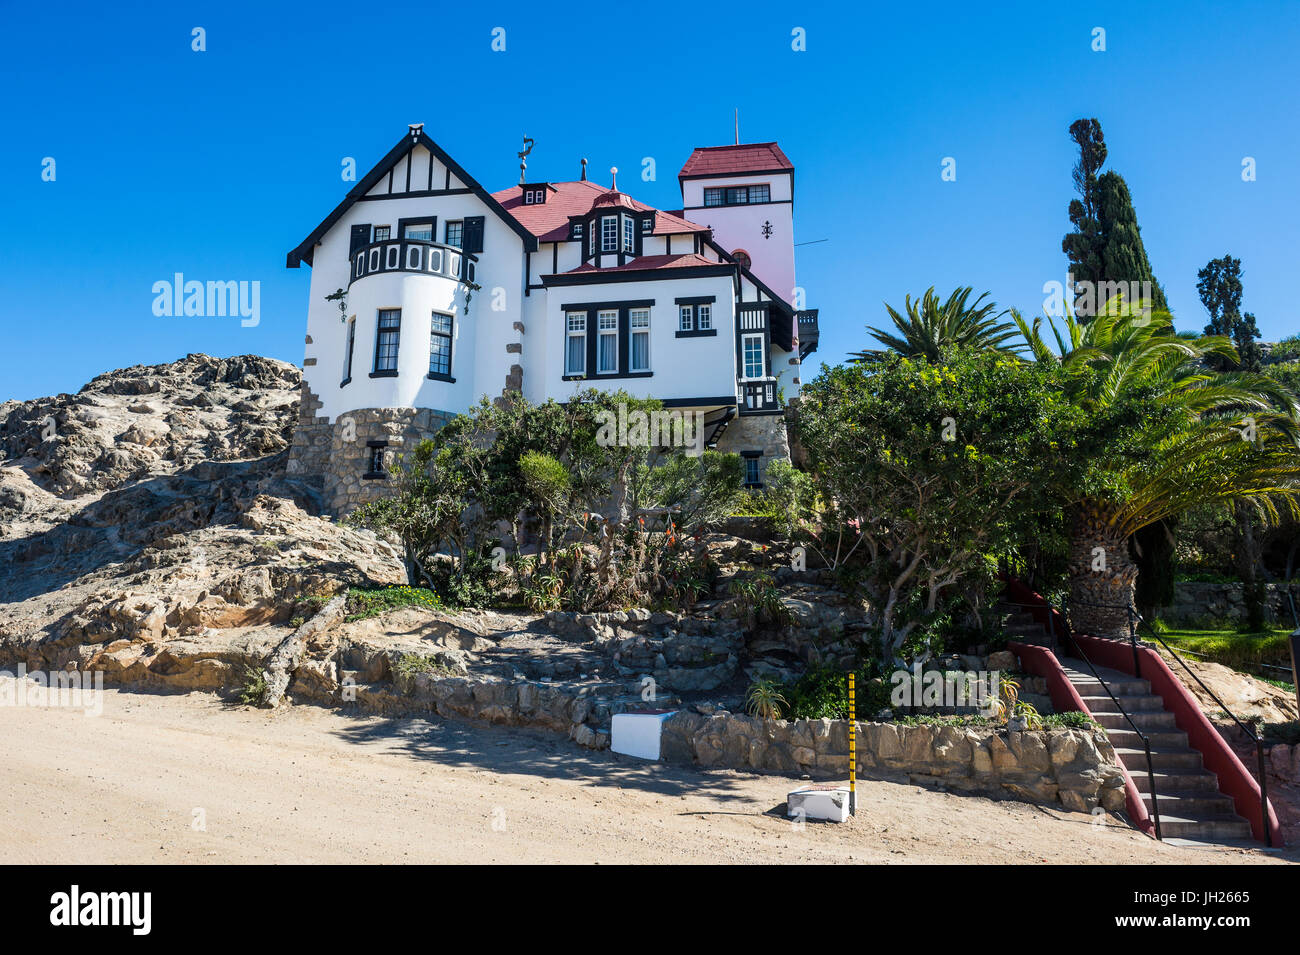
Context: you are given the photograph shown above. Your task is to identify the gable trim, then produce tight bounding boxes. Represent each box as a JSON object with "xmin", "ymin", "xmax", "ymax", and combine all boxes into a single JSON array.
[{"xmin": 286, "ymin": 129, "xmax": 538, "ymax": 268}]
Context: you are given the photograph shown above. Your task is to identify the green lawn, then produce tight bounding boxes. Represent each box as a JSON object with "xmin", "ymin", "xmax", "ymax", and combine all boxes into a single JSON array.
[{"xmin": 1152, "ymin": 624, "xmax": 1296, "ymax": 685}]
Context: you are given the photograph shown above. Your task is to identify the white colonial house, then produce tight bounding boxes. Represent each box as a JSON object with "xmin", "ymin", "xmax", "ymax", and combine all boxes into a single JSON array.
[{"xmin": 285, "ymin": 124, "xmax": 819, "ymax": 513}]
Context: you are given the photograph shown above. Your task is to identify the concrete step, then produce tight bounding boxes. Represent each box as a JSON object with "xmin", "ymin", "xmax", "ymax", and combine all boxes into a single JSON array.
[
  {"xmin": 1153, "ymin": 814, "xmax": 1253, "ymax": 840},
  {"xmin": 1130, "ymin": 769, "xmax": 1220, "ymax": 793},
  {"xmin": 1116, "ymin": 746, "xmax": 1204, "ymax": 771},
  {"xmin": 1139, "ymin": 789, "xmax": 1238, "ymax": 816},
  {"xmin": 1092, "ymin": 709, "xmax": 1178, "ymax": 731},
  {"xmin": 1078, "ymin": 694, "xmax": 1167, "ymax": 714},
  {"xmin": 1106, "ymin": 728, "xmax": 1191, "ymax": 750}
]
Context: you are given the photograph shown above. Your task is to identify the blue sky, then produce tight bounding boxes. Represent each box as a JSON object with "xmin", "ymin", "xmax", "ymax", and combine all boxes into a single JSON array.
[{"xmin": 2, "ymin": 0, "xmax": 1297, "ymax": 401}]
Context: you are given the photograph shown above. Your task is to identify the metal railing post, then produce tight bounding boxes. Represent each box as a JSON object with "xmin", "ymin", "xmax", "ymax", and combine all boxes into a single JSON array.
[
  {"xmin": 1143, "ymin": 736, "xmax": 1162, "ymax": 841},
  {"xmin": 1127, "ymin": 605, "xmax": 1142, "ymax": 679}
]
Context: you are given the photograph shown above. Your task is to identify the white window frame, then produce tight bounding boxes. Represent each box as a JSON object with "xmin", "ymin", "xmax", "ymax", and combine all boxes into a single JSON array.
[
  {"xmin": 601, "ymin": 216, "xmax": 618, "ymax": 252},
  {"xmin": 597, "ymin": 310, "xmax": 619, "ymax": 373},
  {"xmin": 629, "ymin": 308, "xmax": 650, "ymax": 373},
  {"xmin": 372, "ymin": 225, "xmax": 392, "ymax": 242},
  {"xmin": 679, "ymin": 305, "xmax": 694, "ymax": 332},
  {"xmin": 565, "ymin": 312, "xmax": 587, "ymax": 376},
  {"xmin": 742, "ymin": 333, "xmax": 765, "ymax": 380},
  {"xmin": 622, "ymin": 215, "xmax": 634, "ymax": 252},
  {"xmin": 697, "ymin": 304, "xmax": 712, "ymax": 330}
]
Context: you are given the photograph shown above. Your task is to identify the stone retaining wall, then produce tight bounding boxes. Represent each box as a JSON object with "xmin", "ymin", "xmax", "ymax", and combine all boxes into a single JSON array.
[
  {"xmin": 659, "ymin": 711, "xmax": 1128, "ymax": 813},
  {"xmin": 1167, "ymin": 582, "xmax": 1296, "ymax": 625}
]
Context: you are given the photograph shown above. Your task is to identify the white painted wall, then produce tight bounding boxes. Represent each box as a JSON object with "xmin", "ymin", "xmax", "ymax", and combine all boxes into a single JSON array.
[{"xmin": 537, "ymin": 274, "xmax": 739, "ymax": 406}]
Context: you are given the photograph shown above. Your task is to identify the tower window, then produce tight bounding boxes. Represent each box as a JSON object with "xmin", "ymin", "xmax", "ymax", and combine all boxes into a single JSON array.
[
  {"xmin": 679, "ymin": 305, "xmax": 694, "ymax": 332},
  {"xmin": 373, "ymin": 309, "xmax": 401, "ymax": 374},
  {"xmin": 601, "ymin": 216, "xmax": 618, "ymax": 252},
  {"xmin": 429, "ymin": 311, "xmax": 453, "ymax": 378},
  {"xmin": 697, "ymin": 304, "xmax": 712, "ymax": 330},
  {"xmin": 703, "ymin": 184, "xmax": 770, "ymax": 206}
]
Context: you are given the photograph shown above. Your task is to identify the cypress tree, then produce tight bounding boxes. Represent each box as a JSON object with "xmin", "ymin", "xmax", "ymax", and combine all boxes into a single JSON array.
[{"xmin": 1063, "ymin": 119, "xmax": 1168, "ymax": 317}]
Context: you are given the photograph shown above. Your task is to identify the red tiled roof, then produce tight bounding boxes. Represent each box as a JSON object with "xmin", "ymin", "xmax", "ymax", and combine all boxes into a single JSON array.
[
  {"xmin": 562, "ymin": 253, "xmax": 724, "ymax": 275},
  {"xmin": 491, "ymin": 180, "xmax": 707, "ymax": 242},
  {"xmin": 678, "ymin": 142, "xmax": 793, "ymax": 179}
]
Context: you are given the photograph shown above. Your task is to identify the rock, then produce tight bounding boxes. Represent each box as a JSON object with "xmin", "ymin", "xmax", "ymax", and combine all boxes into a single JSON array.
[{"xmin": 986, "ymin": 650, "xmax": 1017, "ymax": 671}]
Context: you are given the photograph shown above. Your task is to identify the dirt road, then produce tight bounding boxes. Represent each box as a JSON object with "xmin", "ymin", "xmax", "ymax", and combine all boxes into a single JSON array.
[{"xmin": 0, "ymin": 687, "xmax": 1291, "ymax": 865}]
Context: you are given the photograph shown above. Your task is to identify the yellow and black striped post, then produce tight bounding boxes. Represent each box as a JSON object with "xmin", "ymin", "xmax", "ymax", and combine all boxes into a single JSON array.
[{"xmin": 848, "ymin": 672, "xmax": 857, "ymax": 816}]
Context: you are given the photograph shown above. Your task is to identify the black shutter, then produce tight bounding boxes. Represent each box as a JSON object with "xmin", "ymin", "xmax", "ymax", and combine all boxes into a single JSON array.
[
  {"xmin": 349, "ymin": 224, "xmax": 371, "ymax": 255},
  {"xmin": 463, "ymin": 216, "xmax": 485, "ymax": 253}
]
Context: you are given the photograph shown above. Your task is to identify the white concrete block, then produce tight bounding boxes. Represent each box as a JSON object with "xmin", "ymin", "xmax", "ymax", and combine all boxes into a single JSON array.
[
  {"xmin": 610, "ymin": 710, "xmax": 677, "ymax": 761},
  {"xmin": 787, "ymin": 786, "xmax": 851, "ymax": 823}
]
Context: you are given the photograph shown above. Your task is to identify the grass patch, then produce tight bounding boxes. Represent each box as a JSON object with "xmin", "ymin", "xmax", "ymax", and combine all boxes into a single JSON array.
[
  {"xmin": 1150, "ymin": 624, "xmax": 1294, "ymax": 671},
  {"xmin": 344, "ymin": 586, "xmax": 443, "ymax": 622}
]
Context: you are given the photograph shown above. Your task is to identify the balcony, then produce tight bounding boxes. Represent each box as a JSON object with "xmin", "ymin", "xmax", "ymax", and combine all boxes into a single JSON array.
[
  {"xmin": 796, "ymin": 309, "xmax": 819, "ymax": 359},
  {"xmin": 349, "ymin": 238, "xmax": 477, "ymax": 289},
  {"xmin": 738, "ymin": 377, "xmax": 780, "ymax": 415}
]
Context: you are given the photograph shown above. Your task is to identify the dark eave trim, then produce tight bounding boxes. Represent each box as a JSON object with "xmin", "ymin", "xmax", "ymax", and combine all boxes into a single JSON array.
[
  {"xmin": 286, "ymin": 130, "xmax": 538, "ymax": 268},
  {"xmin": 540, "ymin": 264, "xmax": 735, "ymax": 287}
]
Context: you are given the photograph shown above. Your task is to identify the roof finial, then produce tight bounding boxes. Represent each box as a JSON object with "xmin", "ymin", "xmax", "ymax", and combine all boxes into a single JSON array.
[
  {"xmin": 580, "ymin": 157, "xmax": 588, "ymax": 181},
  {"xmin": 734, "ymin": 108, "xmax": 739, "ymax": 146},
  {"xmin": 610, "ymin": 166, "xmax": 618, "ymax": 191},
  {"xmin": 409, "ymin": 122, "xmax": 424, "ymax": 140}
]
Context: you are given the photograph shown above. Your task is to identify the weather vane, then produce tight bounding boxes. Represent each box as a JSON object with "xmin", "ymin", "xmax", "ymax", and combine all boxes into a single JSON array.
[{"xmin": 518, "ymin": 136, "xmax": 535, "ymax": 184}]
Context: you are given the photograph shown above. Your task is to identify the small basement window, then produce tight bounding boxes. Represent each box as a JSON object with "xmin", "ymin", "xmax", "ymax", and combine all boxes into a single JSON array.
[
  {"xmin": 364, "ymin": 442, "xmax": 389, "ymax": 479},
  {"xmin": 742, "ymin": 453, "xmax": 762, "ymax": 487}
]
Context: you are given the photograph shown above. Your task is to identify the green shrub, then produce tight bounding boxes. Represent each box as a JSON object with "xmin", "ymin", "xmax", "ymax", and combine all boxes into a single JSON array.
[
  {"xmin": 391, "ymin": 653, "xmax": 455, "ymax": 679},
  {"xmin": 237, "ymin": 664, "xmax": 268, "ymax": 706},
  {"xmin": 344, "ymin": 586, "xmax": 443, "ymax": 622},
  {"xmin": 744, "ymin": 677, "xmax": 788, "ymax": 720},
  {"xmin": 1264, "ymin": 721, "xmax": 1300, "ymax": 745}
]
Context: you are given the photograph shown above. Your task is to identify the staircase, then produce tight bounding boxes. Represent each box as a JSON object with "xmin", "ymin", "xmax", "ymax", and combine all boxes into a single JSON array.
[
  {"xmin": 993, "ymin": 603, "xmax": 1060, "ymax": 651},
  {"xmin": 1057, "ymin": 661, "xmax": 1253, "ymax": 843},
  {"xmin": 997, "ymin": 601, "xmax": 1255, "ymax": 844}
]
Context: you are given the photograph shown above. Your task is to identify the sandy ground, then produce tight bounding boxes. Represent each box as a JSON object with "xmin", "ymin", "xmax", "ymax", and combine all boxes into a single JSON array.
[{"xmin": 1, "ymin": 687, "xmax": 1294, "ymax": 865}]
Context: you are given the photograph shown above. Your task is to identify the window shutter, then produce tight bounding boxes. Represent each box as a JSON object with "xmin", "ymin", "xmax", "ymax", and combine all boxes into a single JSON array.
[
  {"xmin": 463, "ymin": 216, "xmax": 485, "ymax": 253},
  {"xmin": 349, "ymin": 224, "xmax": 371, "ymax": 255}
]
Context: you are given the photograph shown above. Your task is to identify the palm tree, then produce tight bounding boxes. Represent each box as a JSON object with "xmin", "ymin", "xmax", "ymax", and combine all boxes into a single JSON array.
[
  {"xmin": 852, "ymin": 287, "xmax": 1020, "ymax": 362},
  {"xmin": 1014, "ymin": 303, "xmax": 1300, "ymax": 637}
]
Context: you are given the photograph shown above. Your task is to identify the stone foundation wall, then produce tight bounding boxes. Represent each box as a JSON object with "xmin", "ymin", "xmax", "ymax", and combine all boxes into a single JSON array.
[
  {"xmin": 286, "ymin": 380, "xmax": 454, "ymax": 517},
  {"xmin": 715, "ymin": 411, "xmax": 791, "ymax": 485}
]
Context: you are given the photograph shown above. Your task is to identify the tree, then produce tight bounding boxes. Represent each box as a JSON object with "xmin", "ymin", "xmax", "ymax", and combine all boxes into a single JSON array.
[
  {"xmin": 1062, "ymin": 119, "xmax": 1168, "ymax": 317},
  {"xmin": 796, "ymin": 349, "xmax": 1076, "ymax": 664},
  {"xmin": 1014, "ymin": 304, "xmax": 1300, "ymax": 636},
  {"xmin": 852, "ymin": 287, "xmax": 1019, "ymax": 362},
  {"xmin": 1198, "ymin": 255, "xmax": 1264, "ymax": 372}
]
